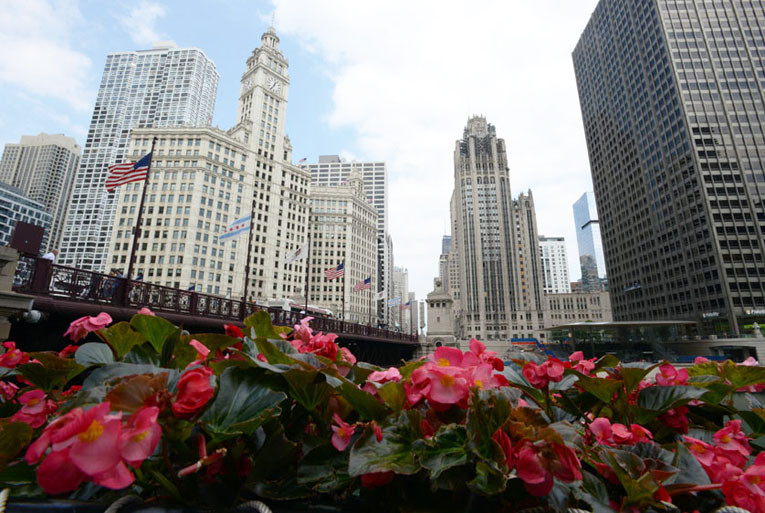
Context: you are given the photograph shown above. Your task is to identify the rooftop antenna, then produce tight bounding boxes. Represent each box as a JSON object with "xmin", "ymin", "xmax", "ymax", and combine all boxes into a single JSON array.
[{"xmin": 271, "ymin": 11, "xmax": 275, "ymax": 28}]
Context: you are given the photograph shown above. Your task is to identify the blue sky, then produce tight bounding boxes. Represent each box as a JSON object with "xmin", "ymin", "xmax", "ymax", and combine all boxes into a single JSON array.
[{"xmin": 0, "ymin": 0, "xmax": 602, "ymax": 299}]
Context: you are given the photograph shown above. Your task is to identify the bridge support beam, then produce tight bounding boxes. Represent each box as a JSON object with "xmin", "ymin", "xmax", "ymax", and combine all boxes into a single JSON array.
[{"xmin": 0, "ymin": 248, "xmax": 34, "ymax": 341}]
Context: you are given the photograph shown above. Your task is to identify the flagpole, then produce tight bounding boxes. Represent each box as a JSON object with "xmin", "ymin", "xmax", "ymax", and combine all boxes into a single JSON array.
[
  {"xmin": 368, "ymin": 285, "xmax": 372, "ymax": 326},
  {"xmin": 242, "ymin": 194, "xmax": 257, "ymax": 306},
  {"xmin": 303, "ymin": 226, "xmax": 311, "ymax": 315},
  {"xmin": 341, "ymin": 261, "xmax": 346, "ymax": 323},
  {"xmin": 125, "ymin": 137, "xmax": 156, "ymax": 284}
]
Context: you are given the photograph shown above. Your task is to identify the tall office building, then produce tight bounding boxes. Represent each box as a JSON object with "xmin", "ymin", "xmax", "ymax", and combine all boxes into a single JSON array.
[
  {"xmin": 573, "ymin": 192, "xmax": 607, "ymax": 292},
  {"xmin": 308, "ymin": 168, "xmax": 377, "ymax": 322},
  {"xmin": 539, "ymin": 236, "xmax": 571, "ymax": 294},
  {"xmin": 107, "ymin": 28, "xmax": 310, "ymax": 300},
  {"xmin": 61, "ymin": 42, "xmax": 219, "ymax": 270},
  {"xmin": 573, "ymin": 0, "xmax": 765, "ymax": 334},
  {"xmin": 392, "ymin": 266, "xmax": 409, "ymax": 330},
  {"xmin": 304, "ymin": 156, "xmax": 390, "ymax": 323},
  {"xmin": 0, "ymin": 183, "xmax": 52, "ymax": 250},
  {"xmin": 450, "ymin": 117, "xmax": 547, "ymax": 346},
  {"xmin": 0, "ymin": 133, "xmax": 81, "ymax": 251}
]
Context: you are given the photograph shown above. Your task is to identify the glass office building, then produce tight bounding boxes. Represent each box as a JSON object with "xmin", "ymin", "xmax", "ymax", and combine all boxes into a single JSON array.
[
  {"xmin": 573, "ymin": 192, "xmax": 607, "ymax": 291},
  {"xmin": 573, "ymin": 0, "xmax": 765, "ymax": 334}
]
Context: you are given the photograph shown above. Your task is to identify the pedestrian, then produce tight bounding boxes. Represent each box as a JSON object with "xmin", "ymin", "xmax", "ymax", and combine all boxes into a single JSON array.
[
  {"xmin": 41, "ymin": 249, "xmax": 58, "ymax": 262},
  {"xmin": 136, "ymin": 272, "xmax": 144, "ymax": 281}
]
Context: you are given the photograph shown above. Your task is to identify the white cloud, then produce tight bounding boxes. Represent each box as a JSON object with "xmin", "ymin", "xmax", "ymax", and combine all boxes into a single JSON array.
[
  {"xmin": 118, "ymin": 1, "xmax": 167, "ymax": 47},
  {"xmin": 274, "ymin": 0, "xmax": 601, "ymax": 298},
  {"xmin": 0, "ymin": 0, "xmax": 92, "ymax": 111}
]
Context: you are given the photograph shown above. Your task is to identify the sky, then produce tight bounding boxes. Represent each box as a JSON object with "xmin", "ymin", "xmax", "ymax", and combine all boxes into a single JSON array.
[{"xmin": 0, "ymin": 0, "xmax": 602, "ymax": 300}]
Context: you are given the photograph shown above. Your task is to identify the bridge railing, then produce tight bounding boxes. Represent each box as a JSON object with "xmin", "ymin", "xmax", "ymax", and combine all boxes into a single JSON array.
[{"xmin": 13, "ymin": 255, "xmax": 418, "ymax": 344}]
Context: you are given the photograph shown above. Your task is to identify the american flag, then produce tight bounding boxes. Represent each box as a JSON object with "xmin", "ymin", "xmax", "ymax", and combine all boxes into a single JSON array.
[
  {"xmin": 401, "ymin": 300, "xmax": 411, "ymax": 310},
  {"xmin": 325, "ymin": 262, "xmax": 345, "ymax": 280},
  {"xmin": 298, "ymin": 157, "xmax": 307, "ymax": 163},
  {"xmin": 354, "ymin": 277, "xmax": 371, "ymax": 291},
  {"xmin": 105, "ymin": 152, "xmax": 151, "ymax": 191}
]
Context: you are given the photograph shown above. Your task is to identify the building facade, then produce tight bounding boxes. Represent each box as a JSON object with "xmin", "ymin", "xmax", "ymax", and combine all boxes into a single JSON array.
[
  {"xmin": 106, "ymin": 28, "xmax": 310, "ymax": 300},
  {"xmin": 391, "ymin": 266, "xmax": 409, "ymax": 330},
  {"xmin": 60, "ymin": 42, "xmax": 219, "ymax": 270},
  {"xmin": 539, "ymin": 236, "xmax": 571, "ymax": 294},
  {"xmin": 546, "ymin": 291, "xmax": 612, "ymax": 326},
  {"xmin": 304, "ymin": 156, "xmax": 390, "ymax": 324},
  {"xmin": 0, "ymin": 183, "xmax": 52, "ymax": 250},
  {"xmin": 572, "ymin": 192, "xmax": 607, "ymax": 292},
  {"xmin": 0, "ymin": 133, "xmax": 81, "ymax": 252},
  {"xmin": 574, "ymin": 0, "xmax": 765, "ymax": 335},
  {"xmin": 449, "ymin": 117, "xmax": 547, "ymax": 348},
  {"xmin": 307, "ymin": 168, "xmax": 378, "ymax": 322}
]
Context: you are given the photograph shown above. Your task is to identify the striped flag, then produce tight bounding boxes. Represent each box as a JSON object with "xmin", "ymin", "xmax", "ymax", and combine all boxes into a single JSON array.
[
  {"xmin": 219, "ymin": 215, "xmax": 251, "ymax": 241},
  {"xmin": 401, "ymin": 300, "xmax": 411, "ymax": 310},
  {"xmin": 388, "ymin": 296, "xmax": 401, "ymax": 307},
  {"xmin": 286, "ymin": 242, "xmax": 309, "ymax": 263},
  {"xmin": 354, "ymin": 277, "xmax": 371, "ymax": 291},
  {"xmin": 298, "ymin": 157, "xmax": 307, "ymax": 163},
  {"xmin": 325, "ymin": 262, "xmax": 345, "ymax": 280},
  {"xmin": 374, "ymin": 290, "xmax": 385, "ymax": 300},
  {"xmin": 105, "ymin": 152, "xmax": 151, "ymax": 191}
]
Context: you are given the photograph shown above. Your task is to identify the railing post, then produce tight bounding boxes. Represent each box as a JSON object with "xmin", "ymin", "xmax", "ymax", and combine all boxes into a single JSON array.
[{"xmin": 30, "ymin": 257, "xmax": 52, "ymax": 295}]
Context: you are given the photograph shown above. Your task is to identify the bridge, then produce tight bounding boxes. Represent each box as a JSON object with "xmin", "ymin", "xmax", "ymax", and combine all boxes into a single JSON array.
[{"xmin": 10, "ymin": 255, "xmax": 419, "ymax": 366}]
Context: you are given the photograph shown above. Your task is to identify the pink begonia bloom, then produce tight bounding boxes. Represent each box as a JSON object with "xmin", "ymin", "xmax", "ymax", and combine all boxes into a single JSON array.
[
  {"xmin": 0, "ymin": 380, "xmax": 18, "ymax": 400},
  {"xmin": 404, "ymin": 365, "xmax": 432, "ymax": 406},
  {"xmin": 136, "ymin": 307, "xmax": 155, "ymax": 316},
  {"xmin": 0, "ymin": 341, "xmax": 29, "ymax": 368},
  {"xmin": 516, "ymin": 445, "xmax": 554, "ymax": 496},
  {"xmin": 491, "ymin": 429, "xmax": 514, "ymax": 469},
  {"xmin": 431, "ymin": 346, "xmax": 464, "ymax": 368},
  {"xmin": 611, "ymin": 423, "xmax": 632, "ymax": 444},
  {"xmin": 120, "ymin": 406, "xmax": 161, "ymax": 467},
  {"xmin": 629, "ymin": 424, "xmax": 653, "ymax": 443},
  {"xmin": 714, "ymin": 419, "xmax": 751, "ymax": 457},
  {"xmin": 522, "ymin": 358, "xmax": 565, "ymax": 389},
  {"xmin": 11, "ymin": 389, "xmax": 57, "ymax": 428},
  {"xmin": 551, "ymin": 444, "xmax": 582, "ymax": 482},
  {"xmin": 188, "ymin": 339, "xmax": 210, "ymax": 367},
  {"xmin": 694, "ymin": 356, "xmax": 711, "ymax": 364},
  {"xmin": 469, "ymin": 362, "xmax": 508, "ymax": 390},
  {"xmin": 339, "ymin": 347, "xmax": 357, "ymax": 365},
  {"xmin": 427, "ymin": 366, "xmax": 470, "ymax": 406},
  {"xmin": 373, "ymin": 423, "xmax": 383, "ymax": 442},
  {"xmin": 368, "ymin": 367, "xmax": 402, "ymax": 384},
  {"xmin": 517, "ymin": 398, "xmax": 530, "ymax": 408},
  {"xmin": 590, "ymin": 417, "xmax": 614, "ymax": 446},
  {"xmin": 655, "ymin": 363, "xmax": 688, "ymax": 386},
  {"xmin": 465, "ymin": 338, "xmax": 504, "ymax": 371},
  {"xmin": 92, "ymin": 460, "xmax": 134, "ymax": 489},
  {"xmin": 659, "ymin": 406, "xmax": 689, "ymax": 433},
  {"xmin": 568, "ymin": 351, "xmax": 596, "ymax": 374},
  {"xmin": 684, "ymin": 436, "xmax": 717, "ymax": 467},
  {"xmin": 330, "ymin": 413, "xmax": 356, "ymax": 452},
  {"xmin": 36, "ymin": 447, "xmax": 86, "ymax": 495},
  {"xmin": 63, "ymin": 312, "xmax": 113, "ymax": 342},
  {"xmin": 741, "ymin": 356, "xmax": 759, "ymax": 366}
]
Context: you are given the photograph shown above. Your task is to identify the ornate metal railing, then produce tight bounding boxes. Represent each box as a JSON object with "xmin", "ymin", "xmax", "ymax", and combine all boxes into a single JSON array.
[{"xmin": 13, "ymin": 256, "xmax": 418, "ymax": 344}]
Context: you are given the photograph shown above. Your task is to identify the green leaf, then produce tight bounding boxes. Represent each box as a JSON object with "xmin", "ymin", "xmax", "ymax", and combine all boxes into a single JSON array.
[
  {"xmin": 74, "ymin": 343, "xmax": 115, "ymax": 366},
  {"xmin": 173, "ymin": 333, "xmax": 240, "ymax": 369},
  {"xmin": 638, "ymin": 385, "xmax": 708, "ymax": 412},
  {"xmin": 620, "ymin": 362, "xmax": 658, "ymax": 393},
  {"xmin": 671, "ymin": 441, "xmax": 710, "ymax": 486},
  {"xmin": 200, "ymin": 367, "xmax": 286, "ymax": 438},
  {"xmin": 82, "ymin": 362, "xmax": 176, "ymax": 390},
  {"xmin": 129, "ymin": 314, "xmax": 176, "ymax": 353},
  {"xmin": 467, "ymin": 460, "xmax": 507, "ymax": 496},
  {"xmin": 254, "ymin": 336, "xmax": 299, "ymax": 366},
  {"xmin": 569, "ymin": 371, "xmax": 622, "ymax": 403},
  {"xmin": 377, "ymin": 381, "xmax": 406, "ymax": 411},
  {"xmin": 244, "ymin": 311, "xmax": 282, "ymax": 339},
  {"xmin": 418, "ymin": 424, "xmax": 469, "ymax": 480},
  {"xmin": 0, "ymin": 461, "xmax": 35, "ymax": 484},
  {"xmin": 17, "ymin": 353, "xmax": 85, "ymax": 392},
  {"xmin": 575, "ymin": 470, "xmax": 613, "ymax": 513},
  {"xmin": 739, "ymin": 410, "xmax": 765, "ymax": 436},
  {"xmin": 324, "ymin": 373, "xmax": 388, "ymax": 421},
  {"xmin": 727, "ymin": 365, "xmax": 765, "ymax": 390},
  {"xmin": 160, "ymin": 327, "xmax": 181, "ymax": 368},
  {"xmin": 97, "ymin": 321, "xmax": 147, "ymax": 358},
  {"xmin": 348, "ymin": 410, "xmax": 422, "ymax": 476},
  {"xmin": 0, "ymin": 422, "xmax": 32, "ymax": 471},
  {"xmin": 297, "ymin": 444, "xmax": 351, "ymax": 492},
  {"xmin": 466, "ymin": 388, "xmax": 518, "ymax": 460},
  {"xmin": 283, "ymin": 368, "xmax": 332, "ymax": 412},
  {"xmin": 593, "ymin": 354, "xmax": 621, "ymax": 371}
]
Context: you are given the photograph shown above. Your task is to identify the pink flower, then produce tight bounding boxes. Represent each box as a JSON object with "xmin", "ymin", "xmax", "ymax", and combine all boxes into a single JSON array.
[
  {"xmin": 58, "ymin": 344, "xmax": 78, "ymax": 358},
  {"xmin": 172, "ymin": 367, "xmax": 215, "ymax": 419},
  {"xmin": 551, "ymin": 444, "xmax": 582, "ymax": 482},
  {"xmin": 655, "ymin": 363, "xmax": 688, "ymax": 386},
  {"xmin": 0, "ymin": 341, "xmax": 29, "ymax": 368},
  {"xmin": 516, "ymin": 445, "xmax": 553, "ymax": 496},
  {"xmin": 426, "ymin": 366, "xmax": 470, "ymax": 406},
  {"xmin": 0, "ymin": 380, "xmax": 18, "ymax": 400},
  {"xmin": 522, "ymin": 358, "xmax": 565, "ymax": 389},
  {"xmin": 11, "ymin": 389, "xmax": 57, "ymax": 428},
  {"xmin": 741, "ymin": 356, "xmax": 759, "ymax": 366},
  {"xmin": 188, "ymin": 339, "xmax": 210, "ymax": 368},
  {"xmin": 465, "ymin": 338, "xmax": 504, "ymax": 371},
  {"xmin": 659, "ymin": 406, "xmax": 689, "ymax": 434},
  {"xmin": 63, "ymin": 313, "xmax": 112, "ymax": 342},
  {"xmin": 338, "ymin": 347, "xmax": 357, "ymax": 365},
  {"xmin": 120, "ymin": 406, "xmax": 161, "ymax": 467},
  {"xmin": 694, "ymin": 356, "xmax": 711, "ymax": 364},
  {"xmin": 330, "ymin": 413, "xmax": 356, "ymax": 451},
  {"xmin": 684, "ymin": 435, "xmax": 716, "ymax": 468},
  {"xmin": 590, "ymin": 417, "xmax": 614, "ymax": 446},
  {"xmin": 224, "ymin": 323, "xmax": 244, "ymax": 339},
  {"xmin": 714, "ymin": 419, "xmax": 751, "ymax": 458},
  {"xmin": 568, "ymin": 351, "xmax": 596, "ymax": 374},
  {"xmin": 373, "ymin": 422, "xmax": 383, "ymax": 442},
  {"xmin": 430, "ymin": 346, "xmax": 464, "ymax": 368},
  {"xmin": 367, "ymin": 367, "xmax": 402, "ymax": 384},
  {"xmin": 492, "ymin": 428, "xmax": 514, "ymax": 469},
  {"xmin": 136, "ymin": 307, "xmax": 155, "ymax": 316},
  {"xmin": 361, "ymin": 471, "xmax": 394, "ymax": 488},
  {"xmin": 36, "ymin": 448, "xmax": 86, "ymax": 495}
]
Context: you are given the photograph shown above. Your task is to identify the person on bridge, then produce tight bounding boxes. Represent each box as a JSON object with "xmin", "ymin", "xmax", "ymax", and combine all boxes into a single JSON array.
[{"xmin": 41, "ymin": 249, "xmax": 58, "ymax": 262}]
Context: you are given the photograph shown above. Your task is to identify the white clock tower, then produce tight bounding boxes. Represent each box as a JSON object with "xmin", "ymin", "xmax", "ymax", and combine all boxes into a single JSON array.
[{"xmin": 234, "ymin": 26, "xmax": 290, "ymax": 161}]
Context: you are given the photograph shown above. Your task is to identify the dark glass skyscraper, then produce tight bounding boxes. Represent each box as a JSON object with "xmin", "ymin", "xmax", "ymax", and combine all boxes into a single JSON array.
[{"xmin": 573, "ymin": 0, "xmax": 765, "ymax": 335}]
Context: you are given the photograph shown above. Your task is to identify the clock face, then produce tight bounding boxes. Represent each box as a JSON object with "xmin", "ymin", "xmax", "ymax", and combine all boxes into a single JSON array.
[
  {"xmin": 244, "ymin": 78, "xmax": 253, "ymax": 90},
  {"xmin": 267, "ymin": 76, "xmax": 281, "ymax": 93}
]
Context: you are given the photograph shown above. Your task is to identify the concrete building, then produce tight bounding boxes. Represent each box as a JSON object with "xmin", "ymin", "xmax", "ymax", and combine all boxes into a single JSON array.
[
  {"xmin": 447, "ymin": 117, "xmax": 547, "ymax": 349},
  {"xmin": 60, "ymin": 42, "xmax": 219, "ymax": 271},
  {"xmin": 308, "ymin": 168, "xmax": 377, "ymax": 322},
  {"xmin": 106, "ymin": 28, "xmax": 310, "ymax": 299},
  {"xmin": 539, "ymin": 236, "xmax": 571, "ymax": 294},
  {"xmin": 304, "ymin": 156, "xmax": 390, "ymax": 325},
  {"xmin": 573, "ymin": 0, "xmax": 765, "ymax": 335},
  {"xmin": 391, "ymin": 266, "xmax": 409, "ymax": 330},
  {"xmin": 547, "ymin": 291, "xmax": 612, "ymax": 326},
  {"xmin": 0, "ymin": 134, "xmax": 81, "ymax": 251},
  {"xmin": 0, "ymin": 183, "xmax": 52, "ymax": 250},
  {"xmin": 573, "ymin": 192, "xmax": 607, "ymax": 292},
  {"xmin": 425, "ymin": 277, "xmax": 457, "ymax": 351}
]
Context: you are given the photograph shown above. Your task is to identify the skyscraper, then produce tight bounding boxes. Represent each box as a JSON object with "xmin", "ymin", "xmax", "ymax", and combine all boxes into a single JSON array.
[
  {"xmin": 539, "ymin": 236, "xmax": 571, "ymax": 294},
  {"xmin": 0, "ymin": 133, "xmax": 81, "ymax": 251},
  {"xmin": 106, "ymin": 28, "xmax": 310, "ymax": 300},
  {"xmin": 450, "ymin": 117, "xmax": 547, "ymax": 346},
  {"xmin": 304, "ymin": 156, "xmax": 390, "ymax": 323},
  {"xmin": 573, "ymin": 192, "xmax": 606, "ymax": 292},
  {"xmin": 0, "ymin": 183, "xmax": 52, "ymax": 250},
  {"xmin": 573, "ymin": 0, "xmax": 765, "ymax": 335},
  {"xmin": 60, "ymin": 42, "xmax": 218, "ymax": 270}
]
